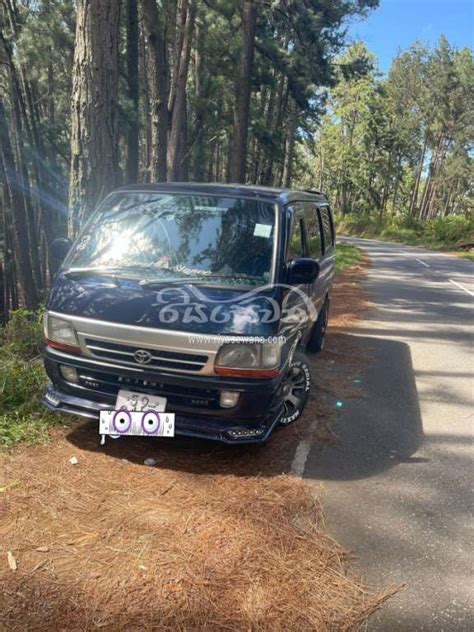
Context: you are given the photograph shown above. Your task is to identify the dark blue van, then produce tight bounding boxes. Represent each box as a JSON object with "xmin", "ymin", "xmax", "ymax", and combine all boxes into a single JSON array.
[{"xmin": 42, "ymin": 184, "xmax": 335, "ymax": 443}]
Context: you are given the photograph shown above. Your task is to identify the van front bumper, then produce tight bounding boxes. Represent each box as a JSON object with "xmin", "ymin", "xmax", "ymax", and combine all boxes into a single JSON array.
[{"xmin": 42, "ymin": 385, "xmax": 282, "ymax": 444}]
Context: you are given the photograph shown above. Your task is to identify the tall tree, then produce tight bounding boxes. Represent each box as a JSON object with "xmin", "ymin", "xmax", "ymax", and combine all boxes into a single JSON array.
[
  {"xmin": 68, "ymin": 0, "xmax": 121, "ymax": 237},
  {"xmin": 141, "ymin": 0, "xmax": 169, "ymax": 182},
  {"xmin": 168, "ymin": 0, "xmax": 196, "ymax": 180},
  {"xmin": 125, "ymin": 0, "xmax": 140, "ymax": 184},
  {"xmin": 0, "ymin": 100, "xmax": 39, "ymax": 308},
  {"xmin": 229, "ymin": 0, "xmax": 257, "ymax": 183}
]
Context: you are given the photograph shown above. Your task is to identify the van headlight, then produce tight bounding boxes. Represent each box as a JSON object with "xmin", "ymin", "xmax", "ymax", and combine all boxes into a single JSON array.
[
  {"xmin": 45, "ymin": 314, "xmax": 80, "ymax": 353},
  {"xmin": 215, "ymin": 342, "xmax": 280, "ymax": 377}
]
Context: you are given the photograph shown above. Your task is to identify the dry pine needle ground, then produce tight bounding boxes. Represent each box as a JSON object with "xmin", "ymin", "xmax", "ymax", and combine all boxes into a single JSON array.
[{"xmin": 0, "ymin": 259, "xmax": 397, "ymax": 630}]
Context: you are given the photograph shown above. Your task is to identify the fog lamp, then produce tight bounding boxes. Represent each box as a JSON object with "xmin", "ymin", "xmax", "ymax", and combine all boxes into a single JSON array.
[
  {"xmin": 220, "ymin": 391, "xmax": 240, "ymax": 408},
  {"xmin": 60, "ymin": 365, "xmax": 79, "ymax": 383}
]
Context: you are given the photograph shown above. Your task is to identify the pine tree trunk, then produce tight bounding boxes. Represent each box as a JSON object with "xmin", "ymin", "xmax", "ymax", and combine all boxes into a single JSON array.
[
  {"xmin": 443, "ymin": 179, "xmax": 455, "ymax": 216},
  {"xmin": 193, "ymin": 19, "xmax": 207, "ymax": 181},
  {"xmin": 140, "ymin": 21, "xmax": 152, "ymax": 182},
  {"xmin": 409, "ymin": 131, "xmax": 428, "ymax": 217},
  {"xmin": 418, "ymin": 133, "xmax": 444, "ymax": 220},
  {"xmin": 264, "ymin": 75, "xmax": 287, "ymax": 186},
  {"xmin": 229, "ymin": 1, "xmax": 257, "ymax": 183},
  {"xmin": 126, "ymin": 0, "xmax": 140, "ymax": 184},
  {"xmin": 258, "ymin": 79, "xmax": 276, "ymax": 184},
  {"xmin": 282, "ymin": 100, "xmax": 297, "ymax": 188},
  {"xmin": 391, "ymin": 153, "xmax": 402, "ymax": 212},
  {"xmin": 0, "ymin": 100, "xmax": 39, "ymax": 309},
  {"xmin": 1, "ymin": 17, "xmax": 48, "ymax": 285},
  {"xmin": 68, "ymin": 0, "xmax": 121, "ymax": 237},
  {"xmin": 168, "ymin": 0, "xmax": 196, "ymax": 181},
  {"xmin": 4, "ymin": 65, "xmax": 44, "ymax": 293},
  {"xmin": 142, "ymin": 0, "xmax": 169, "ymax": 183}
]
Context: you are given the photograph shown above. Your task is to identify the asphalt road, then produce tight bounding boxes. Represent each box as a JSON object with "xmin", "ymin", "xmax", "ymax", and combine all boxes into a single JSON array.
[{"xmin": 304, "ymin": 237, "xmax": 473, "ymax": 630}]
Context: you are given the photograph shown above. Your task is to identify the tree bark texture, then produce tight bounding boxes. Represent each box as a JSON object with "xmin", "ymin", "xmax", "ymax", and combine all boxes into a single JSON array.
[
  {"xmin": 68, "ymin": 0, "xmax": 121, "ymax": 237},
  {"xmin": 0, "ymin": 100, "xmax": 39, "ymax": 308},
  {"xmin": 141, "ymin": 0, "xmax": 168, "ymax": 182},
  {"xmin": 126, "ymin": 0, "xmax": 140, "ymax": 184},
  {"xmin": 229, "ymin": 0, "xmax": 257, "ymax": 183},
  {"xmin": 168, "ymin": 0, "xmax": 196, "ymax": 181}
]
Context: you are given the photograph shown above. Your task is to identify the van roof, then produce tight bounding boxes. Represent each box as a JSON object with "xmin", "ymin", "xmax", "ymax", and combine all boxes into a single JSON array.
[{"xmin": 114, "ymin": 182, "xmax": 329, "ymax": 205}]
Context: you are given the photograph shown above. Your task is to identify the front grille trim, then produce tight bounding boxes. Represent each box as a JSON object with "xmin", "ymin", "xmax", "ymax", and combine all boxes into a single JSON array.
[{"xmin": 84, "ymin": 337, "xmax": 209, "ymax": 373}]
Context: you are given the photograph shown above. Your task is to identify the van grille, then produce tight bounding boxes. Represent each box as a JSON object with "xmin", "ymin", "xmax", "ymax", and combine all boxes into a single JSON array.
[
  {"xmin": 84, "ymin": 338, "xmax": 208, "ymax": 372},
  {"xmin": 78, "ymin": 369, "xmax": 219, "ymax": 409}
]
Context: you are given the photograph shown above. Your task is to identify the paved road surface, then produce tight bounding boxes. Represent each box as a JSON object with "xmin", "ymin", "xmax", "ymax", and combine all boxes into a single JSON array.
[{"xmin": 304, "ymin": 238, "xmax": 473, "ymax": 630}]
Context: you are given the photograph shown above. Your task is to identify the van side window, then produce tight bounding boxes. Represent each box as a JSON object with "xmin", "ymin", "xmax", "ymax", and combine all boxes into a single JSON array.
[
  {"xmin": 304, "ymin": 203, "xmax": 323, "ymax": 259},
  {"xmin": 287, "ymin": 211, "xmax": 306, "ymax": 261},
  {"xmin": 320, "ymin": 206, "xmax": 334, "ymax": 252}
]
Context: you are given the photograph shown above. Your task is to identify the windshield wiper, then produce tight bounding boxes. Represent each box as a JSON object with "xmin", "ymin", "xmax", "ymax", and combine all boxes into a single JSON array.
[
  {"xmin": 63, "ymin": 266, "xmax": 152, "ymax": 279},
  {"xmin": 197, "ymin": 273, "xmax": 260, "ymax": 281},
  {"xmin": 140, "ymin": 273, "xmax": 261, "ymax": 289},
  {"xmin": 64, "ymin": 266, "xmax": 262, "ymax": 288},
  {"xmin": 139, "ymin": 277, "xmax": 199, "ymax": 289}
]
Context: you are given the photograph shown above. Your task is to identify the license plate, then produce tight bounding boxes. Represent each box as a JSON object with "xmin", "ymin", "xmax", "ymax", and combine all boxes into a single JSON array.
[
  {"xmin": 99, "ymin": 410, "xmax": 175, "ymax": 437},
  {"xmin": 115, "ymin": 389, "xmax": 167, "ymax": 412}
]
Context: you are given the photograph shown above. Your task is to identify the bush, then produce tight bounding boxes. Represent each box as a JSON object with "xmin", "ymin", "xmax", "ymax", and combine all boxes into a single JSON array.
[
  {"xmin": 424, "ymin": 216, "xmax": 474, "ymax": 246},
  {"xmin": 0, "ymin": 354, "xmax": 57, "ymax": 448},
  {"xmin": 0, "ymin": 308, "xmax": 59, "ymax": 448},
  {"xmin": 335, "ymin": 212, "xmax": 474, "ymax": 250},
  {"xmin": 334, "ymin": 213, "xmax": 382, "ymax": 238},
  {"xmin": 3, "ymin": 308, "xmax": 44, "ymax": 358},
  {"xmin": 335, "ymin": 242, "xmax": 362, "ymax": 273},
  {"xmin": 380, "ymin": 225, "xmax": 418, "ymax": 243}
]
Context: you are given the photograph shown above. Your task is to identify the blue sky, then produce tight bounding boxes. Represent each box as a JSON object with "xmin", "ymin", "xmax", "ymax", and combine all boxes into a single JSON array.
[{"xmin": 347, "ymin": 0, "xmax": 474, "ymax": 72}]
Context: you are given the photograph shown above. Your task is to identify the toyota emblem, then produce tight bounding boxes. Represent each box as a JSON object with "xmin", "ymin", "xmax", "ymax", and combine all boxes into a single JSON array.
[{"xmin": 134, "ymin": 349, "xmax": 152, "ymax": 364}]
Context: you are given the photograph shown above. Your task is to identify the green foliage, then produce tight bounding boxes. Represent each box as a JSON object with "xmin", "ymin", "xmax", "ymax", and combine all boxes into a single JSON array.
[
  {"xmin": 334, "ymin": 212, "xmax": 383, "ymax": 238},
  {"xmin": 335, "ymin": 243, "xmax": 362, "ymax": 273},
  {"xmin": 423, "ymin": 216, "xmax": 473, "ymax": 246},
  {"xmin": 0, "ymin": 308, "xmax": 58, "ymax": 448},
  {"xmin": 0, "ymin": 354, "xmax": 58, "ymax": 449},
  {"xmin": 3, "ymin": 308, "xmax": 45, "ymax": 358},
  {"xmin": 300, "ymin": 38, "xmax": 473, "ymax": 223},
  {"xmin": 336, "ymin": 213, "xmax": 474, "ymax": 251}
]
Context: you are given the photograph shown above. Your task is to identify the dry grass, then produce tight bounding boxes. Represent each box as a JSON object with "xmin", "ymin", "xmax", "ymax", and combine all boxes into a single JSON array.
[{"xmin": 0, "ymin": 256, "xmax": 398, "ymax": 630}]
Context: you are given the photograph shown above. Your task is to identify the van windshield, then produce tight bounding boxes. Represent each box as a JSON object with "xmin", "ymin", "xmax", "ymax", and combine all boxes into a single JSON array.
[{"xmin": 64, "ymin": 192, "xmax": 276, "ymax": 288}]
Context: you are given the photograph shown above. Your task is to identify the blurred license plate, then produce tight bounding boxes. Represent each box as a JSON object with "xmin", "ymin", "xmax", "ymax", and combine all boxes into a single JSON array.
[
  {"xmin": 99, "ymin": 410, "xmax": 175, "ymax": 437},
  {"xmin": 115, "ymin": 389, "xmax": 167, "ymax": 412}
]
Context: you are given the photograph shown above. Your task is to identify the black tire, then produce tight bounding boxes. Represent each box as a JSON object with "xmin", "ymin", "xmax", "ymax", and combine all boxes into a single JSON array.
[
  {"xmin": 279, "ymin": 348, "xmax": 312, "ymax": 426},
  {"xmin": 306, "ymin": 297, "xmax": 329, "ymax": 353}
]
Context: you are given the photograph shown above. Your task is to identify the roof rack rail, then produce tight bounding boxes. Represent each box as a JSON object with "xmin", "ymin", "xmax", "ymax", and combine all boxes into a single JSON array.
[{"xmin": 303, "ymin": 189, "xmax": 327, "ymax": 198}]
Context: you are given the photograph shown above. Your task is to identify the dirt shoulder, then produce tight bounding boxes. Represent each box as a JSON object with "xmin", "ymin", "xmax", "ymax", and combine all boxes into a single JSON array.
[{"xmin": 0, "ymin": 257, "xmax": 395, "ymax": 631}]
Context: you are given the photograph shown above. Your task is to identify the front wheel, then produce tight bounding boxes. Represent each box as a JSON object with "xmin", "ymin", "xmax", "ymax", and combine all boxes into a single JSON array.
[
  {"xmin": 279, "ymin": 349, "xmax": 312, "ymax": 426},
  {"xmin": 306, "ymin": 297, "xmax": 329, "ymax": 353}
]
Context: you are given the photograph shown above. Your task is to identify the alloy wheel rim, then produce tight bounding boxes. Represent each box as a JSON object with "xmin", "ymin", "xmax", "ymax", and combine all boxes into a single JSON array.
[{"xmin": 282, "ymin": 365, "xmax": 306, "ymax": 418}]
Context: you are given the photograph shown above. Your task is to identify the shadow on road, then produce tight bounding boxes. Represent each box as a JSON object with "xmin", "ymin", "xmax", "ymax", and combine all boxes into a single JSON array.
[
  {"xmin": 305, "ymin": 335, "xmax": 425, "ymax": 481},
  {"xmin": 66, "ymin": 333, "xmax": 425, "ymax": 483}
]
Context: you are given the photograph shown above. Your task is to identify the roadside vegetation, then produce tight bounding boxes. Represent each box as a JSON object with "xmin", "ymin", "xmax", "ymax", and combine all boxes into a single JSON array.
[
  {"xmin": 299, "ymin": 38, "xmax": 473, "ymax": 259},
  {"xmin": 335, "ymin": 242, "xmax": 363, "ymax": 273},
  {"xmin": 0, "ymin": 310, "xmax": 58, "ymax": 449},
  {"xmin": 335, "ymin": 213, "xmax": 474, "ymax": 259}
]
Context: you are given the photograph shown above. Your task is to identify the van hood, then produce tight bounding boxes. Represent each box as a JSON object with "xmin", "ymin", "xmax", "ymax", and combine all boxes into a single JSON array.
[{"xmin": 47, "ymin": 273, "xmax": 282, "ymax": 336}]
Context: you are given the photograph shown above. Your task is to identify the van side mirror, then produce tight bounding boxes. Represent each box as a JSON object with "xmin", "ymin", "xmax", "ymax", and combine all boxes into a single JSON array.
[
  {"xmin": 51, "ymin": 237, "xmax": 72, "ymax": 263},
  {"xmin": 287, "ymin": 258, "xmax": 320, "ymax": 285}
]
